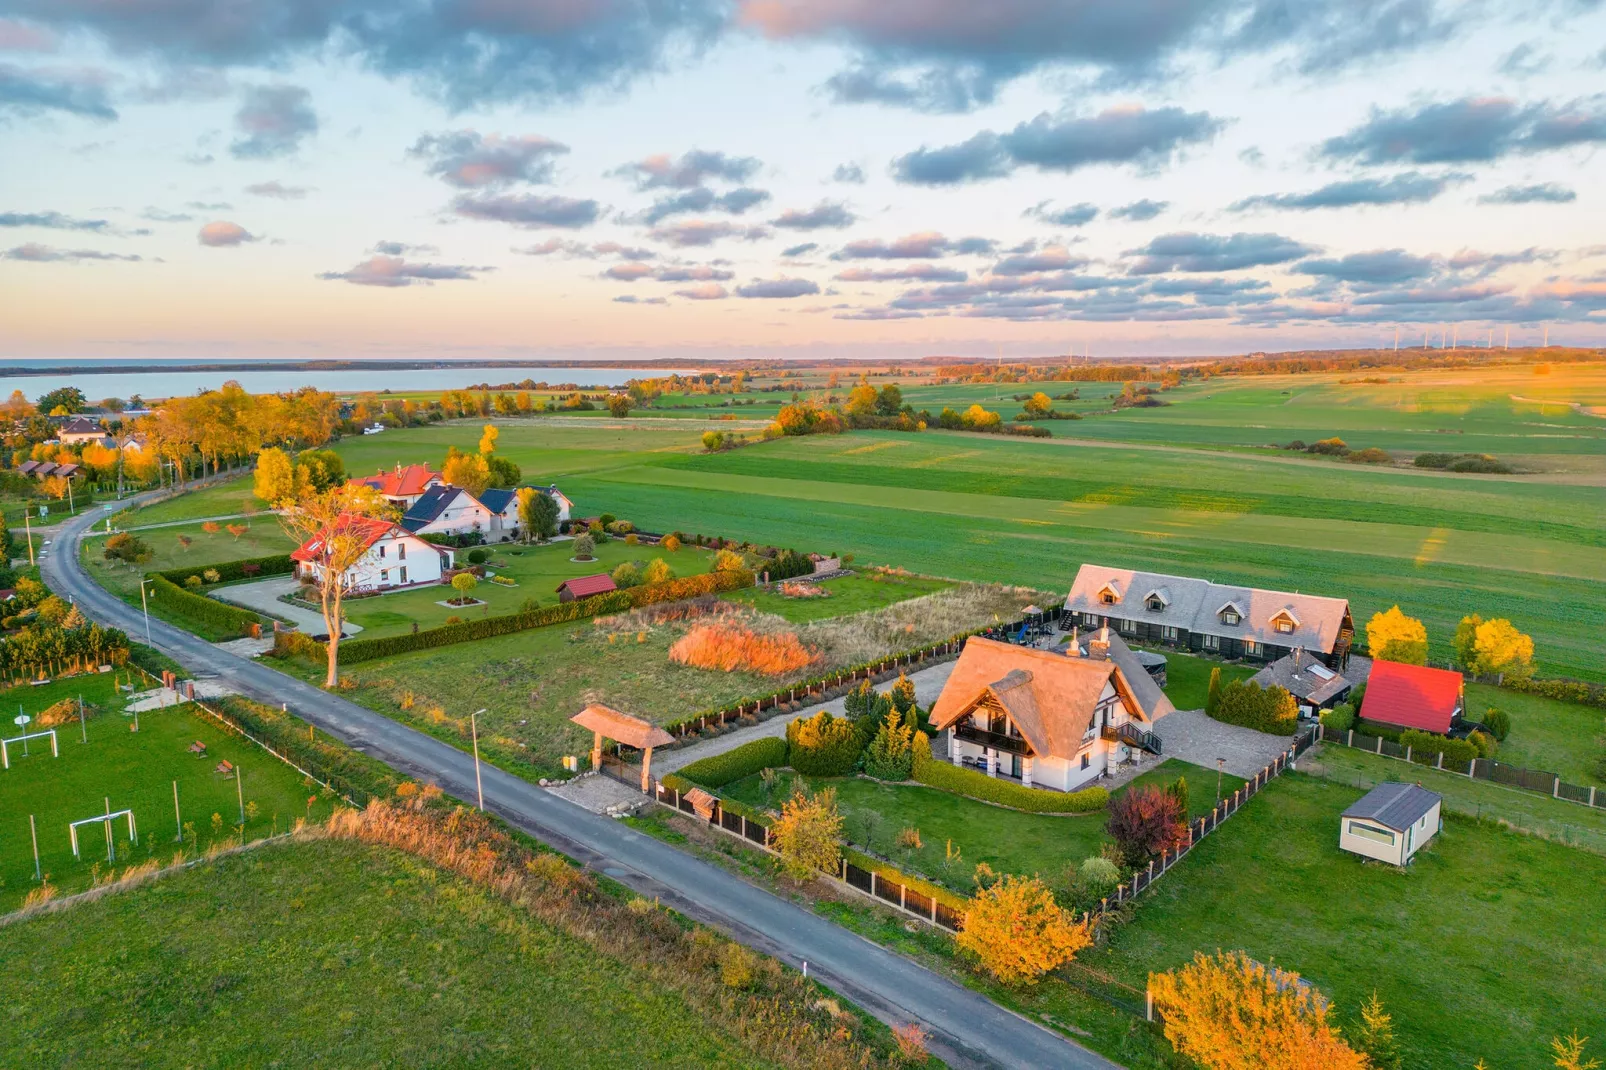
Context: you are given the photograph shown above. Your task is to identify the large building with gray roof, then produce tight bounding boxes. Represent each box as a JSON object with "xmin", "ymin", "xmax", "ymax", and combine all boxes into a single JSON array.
[{"xmin": 1062, "ymin": 563, "xmax": 1354, "ymax": 668}]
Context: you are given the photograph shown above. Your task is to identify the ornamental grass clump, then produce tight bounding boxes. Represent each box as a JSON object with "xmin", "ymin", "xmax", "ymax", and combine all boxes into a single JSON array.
[{"xmin": 669, "ymin": 621, "xmax": 817, "ymax": 675}]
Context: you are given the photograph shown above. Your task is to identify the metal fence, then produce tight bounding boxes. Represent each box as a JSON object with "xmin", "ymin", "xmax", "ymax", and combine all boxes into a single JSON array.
[{"xmin": 1319, "ymin": 725, "xmax": 1602, "ymax": 810}]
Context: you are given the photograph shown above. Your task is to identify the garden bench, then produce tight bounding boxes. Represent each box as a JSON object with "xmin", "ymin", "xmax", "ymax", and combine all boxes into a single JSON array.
[
  {"xmin": 188, "ymin": 741, "xmax": 207, "ymax": 755},
  {"xmin": 214, "ymin": 759, "xmax": 235, "ymax": 777}
]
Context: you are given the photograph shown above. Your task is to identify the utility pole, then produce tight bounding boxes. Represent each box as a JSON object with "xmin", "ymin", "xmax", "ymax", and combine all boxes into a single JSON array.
[
  {"xmin": 23, "ymin": 509, "xmax": 33, "ymax": 566},
  {"xmin": 139, "ymin": 578, "xmax": 153, "ymax": 644},
  {"xmin": 471, "ymin": 708, "xmax": 487, "ymax": 811}
]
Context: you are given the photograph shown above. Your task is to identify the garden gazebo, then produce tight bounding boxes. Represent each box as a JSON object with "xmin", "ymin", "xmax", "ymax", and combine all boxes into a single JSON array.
[{"xmin": 570, "ymin": 704, "xmax": 674, "ymax": 792}]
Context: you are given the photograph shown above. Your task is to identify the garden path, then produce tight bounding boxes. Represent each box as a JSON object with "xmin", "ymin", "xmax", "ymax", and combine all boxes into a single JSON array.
[
  {"xmin": 653, "ymin": 659, "xmax": 959, "ymax": 775},
  {"xmin": 210, "ymin": 576, "xmax": 362, "ymax": 636}
]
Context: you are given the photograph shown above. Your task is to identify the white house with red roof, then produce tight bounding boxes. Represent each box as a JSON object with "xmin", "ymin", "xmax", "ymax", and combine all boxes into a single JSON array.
[
  {"xmin": 1359, "ymin": 660, "xmax": 1465, "ymax": 735},
  {"xmin": 291, "ymin": 515, "xmax": 453, "ymax": 593},
  {"xmin": 346, "ymin": 463, "xmax": 442, "ymax": 508}
]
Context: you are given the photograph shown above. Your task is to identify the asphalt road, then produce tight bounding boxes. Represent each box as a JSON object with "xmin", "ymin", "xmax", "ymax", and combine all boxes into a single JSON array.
[{"xmin": 45, "ymin": 493, "xmax": 1118, "ymax": 1070}]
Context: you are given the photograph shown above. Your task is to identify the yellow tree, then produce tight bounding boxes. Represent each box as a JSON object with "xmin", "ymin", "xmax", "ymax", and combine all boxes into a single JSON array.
[
  {"xmin": 1469, "ymin": 618, "xmax": 1535, "ymax": 682},
  {"xmin": 956, "ymin": 868, "xmax": 1091, "ymax": 985},
  {"xmin": 1366, "ymin": 606, "xmax": 1428, "ymax": 665},
  {"xmin": 276, "ymin": 483, "xmax": 396, "ymax": 686},
  {"xmin": 254, "ymin": 446, "xmax": 295, "ymax": 504},
  {"xmin": 479, "ymin": 423, "xmax": 499, "ymax": 456},
  {"xmin": 846, "ymin": 383, "xmax": 878, "ymax": 415},
  {"xmin": 1553, "ymin": 1031, "xmax": 1601, "ymax": 1070},
  {"xmin": 441, "ymin": 451, "xmax": 490, "ymax": 496},
  {"xmin": 1147, "ymin": 951, "xmax": 1369, "ymax": 1070},
  {"xmin": 769, "ymin": 785, "xmax": 843, "ymax": 881}
]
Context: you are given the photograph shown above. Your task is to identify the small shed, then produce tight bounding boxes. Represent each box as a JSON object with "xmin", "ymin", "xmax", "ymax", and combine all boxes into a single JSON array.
[
  {"xmin": 1340, "ymin": 782, "xmax": 1441, "ymax": 866},
  {"xmin": 556, "ymin": 573, "xmax": 617, "ymax": 603},
  {"xmin": 570, "ymin": 703, "xmax": 674, "ymax": 792}
]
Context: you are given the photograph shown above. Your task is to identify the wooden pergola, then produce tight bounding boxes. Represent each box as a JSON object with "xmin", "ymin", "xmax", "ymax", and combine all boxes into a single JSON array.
[{"xmin": 570, "ymin": 704, "xmax": 674, "ymax": 792}]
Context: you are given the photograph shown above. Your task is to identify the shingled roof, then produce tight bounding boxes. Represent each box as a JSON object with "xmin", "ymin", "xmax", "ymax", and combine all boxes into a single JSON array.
[
  {"xmin": 349, "ymin": 463, "xmax": 439, "ymax": 499},
  {"xmin": 1251, "ymin": 648, "xmax": 1353, "ymax": 706},
  {"xmin": 1343, "ymin": 781, "xmax": 1440, "ymax": 832}
]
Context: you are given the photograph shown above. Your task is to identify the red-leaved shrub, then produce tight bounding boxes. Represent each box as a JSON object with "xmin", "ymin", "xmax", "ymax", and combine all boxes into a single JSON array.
[{"xmin": 670, "ymin": 622, "xmax": 817, "ymax": 675}]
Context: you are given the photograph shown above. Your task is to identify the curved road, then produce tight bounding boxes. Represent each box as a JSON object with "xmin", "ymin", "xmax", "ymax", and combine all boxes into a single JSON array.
[{"xmin": 47, "ymin": 494, "xmax": 1116, "ymax": 1070}]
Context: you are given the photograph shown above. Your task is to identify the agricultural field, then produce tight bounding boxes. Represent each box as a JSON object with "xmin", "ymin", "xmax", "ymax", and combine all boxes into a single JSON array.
[
  {"xmin": 1078, "ymin": 772, "xmax": 1606, "ymax": 1070},
  {"xmin": 277, "ymin": 581, "xmax": 1039, "ymax": 776},
  {"xmin": 0, "ymin": 837, "xmax": 846, "ymax": 1068},
  {"xmin": 719, "ymin": 759, "xmax": 1241, "ymax": 895},
  {"xmin": 0, "ymin": 673, "xmax": 339, "ymax": 912}
]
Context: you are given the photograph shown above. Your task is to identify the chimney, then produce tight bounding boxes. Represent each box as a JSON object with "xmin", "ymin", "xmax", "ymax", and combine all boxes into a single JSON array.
[
  {"xmin": 1089, "ymin": 625, "xmax": 1111, "ymax": 661},
  {"xmin": 1066, "ymin": 626, "xmax": 1080, "ymax": 656}
]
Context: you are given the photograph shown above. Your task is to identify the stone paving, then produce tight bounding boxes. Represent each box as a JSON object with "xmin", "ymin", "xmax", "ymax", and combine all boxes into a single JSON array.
[
  {"xmin": 544, "ymin": 771, "xmax": 654, "ymax": 815},
  {"xmin": 210, "ymin": 576, "xmax": 362, "ymax": 635},
  {"xmin": 1150, "ymin": 707, "xmax": 1297, "ymax": 778}
]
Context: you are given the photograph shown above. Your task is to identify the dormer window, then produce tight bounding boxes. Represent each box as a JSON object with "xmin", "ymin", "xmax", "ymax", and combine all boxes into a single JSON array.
[
  {"xmin": 1274, "ymin": 617, "xmax": 1294, "ymax": 634},
  {"xmin": 1220, "ymin": 608, "xmax": 1241, "ymax": 627},
  {"xmin": 1146, "ymin": 596, "xmax": 1165, "ymax": 612},
  {"xmin": 1098, "ymin": 583, "xmax": 1121, "ymax": 605}
]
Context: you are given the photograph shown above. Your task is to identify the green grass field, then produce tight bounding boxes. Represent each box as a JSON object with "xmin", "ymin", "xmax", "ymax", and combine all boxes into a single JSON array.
[
  {"xmin": 0, "ymin": 837, "xmax": 808, "ymax": 1068},
  {"xmin": 719, "ymin": 760, "xmax": 1242, "ymax": 894},
  {"xmin": 1464, "ymin": 681, "xmax": 1606, "ymax": 787},
  {"xmin": 1153, "ymin": 649, "xmax": 1258, "ymax": 711},
  {"xmin": 122, "ymin": 474, "xmax": 263, "ymax": 525},
  {"xmin": 1079, "ymin": 772, "xmax": 1606, "ymax": 1070},
  {"xmin": 0, "ymin": 673, "xmax": 338, "ymax": 911},
  {"xmin": 722, "ymin": 571, "xmax": 951, "ymax": 623}
]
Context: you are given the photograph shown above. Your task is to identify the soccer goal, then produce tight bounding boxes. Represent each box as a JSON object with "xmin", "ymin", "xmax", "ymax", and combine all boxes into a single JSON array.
[
  {"xmin": 1, "ymin": 728, "xmax": 58, "ymax": 769},
  {"xmin": 69, "ymin": 804, "xmax": 137, "ymax": 862}
]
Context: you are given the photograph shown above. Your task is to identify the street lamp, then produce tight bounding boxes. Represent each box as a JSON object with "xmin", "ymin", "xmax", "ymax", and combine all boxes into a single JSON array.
[
  {"xmin": 139, "ymin": 577, "xmax": 154, "ymax": 644},
  {"xmin": 471, "ymin": 708, "xmax": 487, "ymax": 811},
  {"xmin": 1216, "ymin": 758, "xmax": 1225, "ymax": 806}
]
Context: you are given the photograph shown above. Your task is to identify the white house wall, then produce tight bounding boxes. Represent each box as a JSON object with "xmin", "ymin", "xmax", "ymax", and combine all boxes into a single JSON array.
[
  {"xmin": 415, "ymin": 499, "xmax": 494, "ymax": 537},
  {"xmin": 304, "ymin": 533, "xmax": 449, "ymax": 592}
]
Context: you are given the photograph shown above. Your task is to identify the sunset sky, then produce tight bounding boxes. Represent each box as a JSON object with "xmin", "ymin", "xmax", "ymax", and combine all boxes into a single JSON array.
[{"xmin": 2, "ymin": 1, "xmax": 1604, "ymax": 362}]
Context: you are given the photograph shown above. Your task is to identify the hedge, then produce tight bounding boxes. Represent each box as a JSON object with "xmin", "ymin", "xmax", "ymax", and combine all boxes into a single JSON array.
[
  {"xmin": 912, "ymin": 756, "xmax": 1109, "ymax": 814},
  {"xmin": 155, "ymin": 552, "xmax": 294, "ymax": 587},
  {"xmin": 1208, "ymin": 679, "xmax": 1299, "ymax": 735},
  {"xmin": 843, "ymin": 845, "xmax": 970, "ymax": 913},
  {"xmin": 1401, "ymin": 728, "xmax": 1479, "ymax": 767},
  {"xmin": 333, "ymin": 569, "xmax": 754, "ymax": 664},
  {"xmin": 677, "ymin": 737, "xmax": 788, "ymax": 789},
  {"xmin": 1499, "ymin": 675, "xmax": 1606, "ymax": 711},
  {"xmin": 148, "ymin": 574, "xmax": 262, "ymax": 636}
]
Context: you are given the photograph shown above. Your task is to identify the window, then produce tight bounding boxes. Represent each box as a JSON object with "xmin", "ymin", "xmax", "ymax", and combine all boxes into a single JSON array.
[
  {"xmin": 1221, "ymin": 609, "xmax": 1241, "ymax": 627},
  {"xmin": 1245, "ymin": 640, "xmax": 1261, "ymax": 656},
  {"xmin": 1080, "ymin": 753, "xmax": 1090, "ymax": 770},
  {"xmin": 1203, "ymin": 634, "xmax": 1219, "ymax": 651},
  {"xmin": 1161, "ymin": 626, "xmax": 1178, "ymax": 642},
  {"xmin": 400, "ymin": 566, "xmax": 408, "ymax": 584},
  {"xmin": 1347, "ymin": 820, "xmax": 1395, "ymax": 846},
  {"xmin": 380, "ymin": 569, "xmax": 389, "ymax": 583},
  {"xmin": 398, "ymin": 542, "xmax": 406, "ymax": 560},
  {"xmin": 378, "ymin": 544, "xmax": 386, "ymax": 559},
  {"xmin": 1146, "ymin": 597, "xmax": 1165, "ymax": 612},
  {"xmin": 1274, "ymin": 616, "xmax": 1294, "ymax": 634},
  {"xmin": 1100, "ymin": 590, "xmax": 1117, "ymax": 605}
]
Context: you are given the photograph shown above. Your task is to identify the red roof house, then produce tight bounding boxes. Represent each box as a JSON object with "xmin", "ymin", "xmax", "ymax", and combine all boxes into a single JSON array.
[
  {"xmin": 1359, "ymin": 660, "xmax": 1464, "ymax": 734},
  {"xmin": 556, "ymin": 574, "xmax": 617, "ymax": 603},
  {"xmin": 290, "ymin": 514, "xmax": 397, "ymax": 563},
  {"xmin": 347, "ymin": 463, "xmax": 441, "ymax": 505}
]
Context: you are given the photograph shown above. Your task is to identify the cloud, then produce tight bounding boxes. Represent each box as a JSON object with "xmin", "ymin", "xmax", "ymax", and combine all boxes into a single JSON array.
[
  {"xmin": 0, "ymin": 210, "xmax": 110, "ymax": 232},
  {"xmin": 613, "ymin": 294, "xmax": 667, "ymax": 304},
  {"xmin": 1322, "ymin": 95, "xmax": 1606, "ymax": 164},
  {"xmin": 0, "ymin": 20, "xmax": 55, "ymax": 51},
  {"xmin": 836, "ymin": 264, "xmax": 968, "ymax": 283},
  {"xmin": 653, "ymin": 264, "xmax": 734, "ymax": 282},
  {"xmin": 1296, "ymin": 249, "xmax": 1436, "ymax": 283},
  {"xmin": 820, "ymin": 63, "xmax": 1003, "ymax": 114},
  {"xmin": 318, "ymin": 255, "xmax": 490, "ymax": 287},
  {"xmin": 230, "ymin": 84, "xmax": 317, "ymax": 159},
  {"xmin": 736, "ymin": 276, "xmax": 820, "ymax": 298},
  {"xmin": 1230, "ymin": 171, "xmax": 1466, "ymax": 211},
  {"xmin": 1124, "ymin": 231, "xmax": 1315, "ymax": 273},
  {"xmin": 832, "ymin": 231, "xmax": 995, "ymax": 259},
  {"xmin": 832, "ymin": 163, "xmax": 866, "ymax": 183},
  {"xmin": 0, "ymin": 62, "xmax": 116, "ymax": 119},
  {"xmin": 1498, "ymin": 43, "xmax": 1549, "ymax": 79},
  {"xmin": 452, "ymin": 193, "xmax": 600, "ymax": 229},
  {"xmin": 372, "ymin": 240, "xmax": 438, "ymax": 256},
  {"xmin": 771, "ymin": 201, "xmax": 855, "ymax": 230},
  {"xmin": 1026, "ymin": 201, "xmax": 1098, "ymax": 227},
  {"xmin": 2, "ymin": 242, "xmax": 141, "ymax": 262},
  {"xmin": 992, "ymin": 246, "xmax": 1085, "ymax": 275},
  {"xmin": 245, "ymin": 180, "xmax": 311, "ymax": 199},
  {"xmin": 615, "ymin": 149, "xmax": 760, "ymax": 190},
  {"xmin": 1109, "ymin": 198, "xmax": 1168, "ymax": 221},
  {"xmin": 516, "ymin": 239, "xmax": 657, "ymax": 259},
  {"xmin": 781, "ymin": 242, "xmax": 818, "ymax": 257},
  {"xmin": 605, "ymin": 262, "xmax": 654, "ymax": 281},
  {"xmin": 640, "ymin": 186, "xmax": 770, "ymax": 223},
  {"xmin": 648, "ymin": 220, "xmax": 769, "ymax": 247},
  {"xmin": 409, "ymin": 130, "xmax": 569, "ymax": 188},
  {"xmin": 141, "ymin": 208, "xmax": 194, "ymax": 223},
  {"xmin": 674, "ymin": 282, "xmax": 728, "ymax": 300},
  {"xmin": 188, "ymin": 200, "xmax": 232, "ymax": 210},
  {"xmin": 893, "ymin": 104, "xmax": 1222, "ymax": 185},
  {"xmin": 197, "ymin": 220, "xmax": 255, "ymax": 247},
  {"xmin": 1479, "ymin": 182, "xmax": 1576, "ymax": 204}
]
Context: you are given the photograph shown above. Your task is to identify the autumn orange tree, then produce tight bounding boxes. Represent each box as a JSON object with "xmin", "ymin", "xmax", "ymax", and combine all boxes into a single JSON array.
[
  {"xmin": 769, "ymin": 785, "xmax": 843, "ymax": 881},
  {"xmin": 1147, "ymin": 951, "xmax": 1368, "ymax": 1070},
  {"xmin": 275, "ymin": 483, "xmax": 396, "ymax": 686},
  {"xmin": 956, "ymin": 867, "xmax": 1091, "ymax": 985}
]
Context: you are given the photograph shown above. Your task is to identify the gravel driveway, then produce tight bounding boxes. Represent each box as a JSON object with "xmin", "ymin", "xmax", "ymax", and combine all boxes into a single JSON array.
[
  {"xmin": 1151, "ymin": 707, "xmax": 1296, "ymax": 778},
  {"xmin": 209, "ymin": 576, "xmax": 362, "ymax": 636}
]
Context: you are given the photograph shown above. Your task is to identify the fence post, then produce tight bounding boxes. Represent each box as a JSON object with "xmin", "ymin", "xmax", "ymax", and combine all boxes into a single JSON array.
[
  {"xmin": 1376, "ymin": 736, "xmax": 1383, "ymax": 755},
  {"xmin": 1437, "ymin": 752, "xmax": 1443, "ymax": 770},
  {"xmin": 870, "ymin": 871, "xmax": 877, "ymax": 898},
  {"xmin": 1554, "ymin": 777, "xmax": 1561, "ymax": 799},
  {"xmin": 1591, "ymin": 786, "xmax": 1597, "ymax": 808},
  {"xmin": 900, "ymin": 884, "xmax": 907, "ymax": 910},
  {"xmin": 740, "ymin": 815, "xmax": 746, "ymax": 839},
  {"xmin": 1404, "ymin": 745, "xmax": 1411, "ymax": 763},
  {"xmin": 1348, "ymin": 729, "xmax": 1354, "ymax": 747},
  {"xmin": 1468, "ymin": 759, "xmax": 1476, "ymax": 777}
]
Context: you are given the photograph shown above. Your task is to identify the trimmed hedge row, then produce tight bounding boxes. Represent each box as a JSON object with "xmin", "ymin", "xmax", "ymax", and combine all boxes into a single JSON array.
[
  {"xmin": 148, "ymin": 574, "xmax": 262, "ymax": 636},
  {"xmin": 843, "ymin": 846, "xmax": 970, "ymax": 913},
  {"xmin": 334, "ymin": 569, "xmax": 754, "ymax": 665},
  {"xmin": 677, "ymin": 737, "xmax": 788, "ymax": 789},
  {"xmin": 1401, "ymin": 728, "xmax": 1479, "ymax": 767},
  {"xmin": 155, "ymin": 552, "xmax": 294, "ymax": 587},
  {"xmin": 912, "ymin": 756, "xmax": 1109, "ymax": 814},
  {"xmin": 1499, "ymin": 675, "xmax": 1606, "ymax": 711}
]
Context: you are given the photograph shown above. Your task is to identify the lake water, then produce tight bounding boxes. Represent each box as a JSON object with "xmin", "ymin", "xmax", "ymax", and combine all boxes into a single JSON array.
[{"xmin": 0, "ymin": 361, "xmax": 688, "ymax": 402}]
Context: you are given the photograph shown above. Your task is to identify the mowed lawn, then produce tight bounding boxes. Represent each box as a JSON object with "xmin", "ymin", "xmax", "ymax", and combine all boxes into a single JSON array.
[
  {"xmin": 1154, "ymin": 648, "xmax": 1258, "ymax": 711},
  {"xmin": 0, "ymin": 674, "xmax": 338, "ymax": 911},
  {"xmin": 719, "ymin": 760, "xmax": 1242, "ymax": 894},
  {"xmin": 1080, "ymin": 773, "xmax": 1606, "ymax": 1070},
  {"xmin": 722, "ymin": 571, "xmax": 952, "ymax": 623},
  {"xmin": 1463, "ymin": 681, "xmax": 1606, "ymax": 788},
  {"xmin": 337, "ymin": 537, "xmax": 716, "ymax": 639},
  {"xmin": 0, "ymin": 838, "xmax": 798, "ymax": 1069}
]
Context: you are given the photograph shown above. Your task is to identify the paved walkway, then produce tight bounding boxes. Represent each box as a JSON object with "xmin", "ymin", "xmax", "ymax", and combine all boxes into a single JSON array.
[
  {"xmin": 128, "ymin": 511, "xmax": 276, "ymax": 532},
  {"xmin": 546, "ymin": 773, "xmax": 653, "ymax": 816},
  {"xmin": 210, "ymin": 576, "xmax": 362, "ymax": 635},
  {"xmin": 1151, "ymin": 707, "xmax": 1295, "ymax": 778},
  {"xmin": 126, "ymin": 680, "xmax": 236, "ymax": 712},
  {"xmin": 44, "ymin": 489, "xmax": 1114, "ymax": 1070},
  {"xmin": 654, "ymin": 659, "xmax": 959, "ymax": 775}
]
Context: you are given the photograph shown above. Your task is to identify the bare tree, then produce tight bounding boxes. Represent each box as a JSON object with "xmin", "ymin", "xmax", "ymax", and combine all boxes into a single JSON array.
[{"xmin": 276, "ymin": 484, "xmax": 396, "ymax": 686}]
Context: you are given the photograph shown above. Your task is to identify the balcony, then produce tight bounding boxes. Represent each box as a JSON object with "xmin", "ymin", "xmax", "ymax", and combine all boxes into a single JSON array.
[{"xmin": 953, "ymin": 723, "xmax": 1032, "ymax": 756}]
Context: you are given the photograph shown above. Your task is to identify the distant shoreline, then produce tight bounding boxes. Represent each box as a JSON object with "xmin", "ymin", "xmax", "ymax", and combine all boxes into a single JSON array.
[{"xmin": 0, "ymin": 359, "xmax": 716, "ymax": 378}]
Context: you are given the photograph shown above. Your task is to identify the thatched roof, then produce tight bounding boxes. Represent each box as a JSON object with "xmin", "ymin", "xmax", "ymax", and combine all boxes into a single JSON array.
[{"xmin": 570, "ymin": 703, "xmax": 674, "ymax": 749}]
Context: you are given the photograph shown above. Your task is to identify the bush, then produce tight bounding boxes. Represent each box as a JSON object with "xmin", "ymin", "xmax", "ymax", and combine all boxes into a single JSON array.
[
  {"xmin": 1319, "ymin": 703, "xmax": 1355, "ymax": 733},
  {"xmin": 911, "ymin": 756, "xmax": 1108, "ymax": 814},
  {"xmin": 148, "ymin": 575, "xmax": 262, "ymax": 637},
  {"xmin": 334, "ymin": 570, "xmax": 754, "ymax": 664},
  {"xmin": 678, "ymin": 737, "xmax": 788, "ymax": 789},
  {"xmin": 786, "ymin": 710, "xmax": 865, "ymax": 776},
  {"xmin": 767, "ymin": 549, "xmax": 815, "ymax": 581},
  {"xmin": 669, "ymin": 622, "xmax": 815, "ymax": 675},
  {"xmin": 1498, "ymin": 676, "xmax": 1606, "ymax": 710},
  {"xmin": 1210, "ymin": 680, "xmax": 1298, "ymax": 734},
  {"xmin": 1413, "ymin": 452, "xmax": 1454, "ymax": 469},
  {"xmin": 1468, "ymin": 728, "xmax": 1497, "ymax": 758},
  {"xmin": 1400, "ymin": 728, "xmax": 1478, "ymax": 767},
  {"xmin": 154, "ymin": 552, "xmax": 294, "ymax": 586},
  {"xmin": 184, "ymin": 575, "xmax": 203, "ymax": 590},
  {"xmin": 1307, "ymin": 437, "xmax": 1349, "ymax": 456},
  {"xmin": 572, "ymin": 533, "xmax": 595, "ymax": 559},
  {"xmin": 862, "ymin": 708, "xmax": 915, "ymax": 781},
  {"xmin": 1482, "ymin": 707, "xmax": 1511, "ymax": 741},
  {"xmin": 611, "ymin": 562, "xmax": 641, "ymax": 589},
  {"xmin": 467, "ymin": 548, "xmax": 488, "ymax": 565},
  {"xmin": 1346, "ymin": 447, "xmax": 1393, "ymax": 465},
  {"xmin": 1107, "ymin": 784, "xmax": 1186, "ymax": 868},
  {"xmin": 1448, "ymin": 454, "xmax": 1512, "ymax": 474}
]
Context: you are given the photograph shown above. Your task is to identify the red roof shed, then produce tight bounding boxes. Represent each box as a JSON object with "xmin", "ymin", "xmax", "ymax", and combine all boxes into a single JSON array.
[
  {"xmin": 556, "ymin": 574, "xmax": 617, "ymax": 602},
  {"xmin": 1360, "ymin": 660, "xmax": 1464, "ymax": 734}
]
